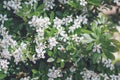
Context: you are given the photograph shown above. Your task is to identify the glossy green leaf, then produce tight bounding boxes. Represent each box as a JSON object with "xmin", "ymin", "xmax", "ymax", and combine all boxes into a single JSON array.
[
  {"xmin": 88, "ymin": 0, "xmax": 101, "ymax": 6},
  {"xmin": 105, "ymin": 52, "xmax": 115, "ymax": 60},
  {"xmin": 0, "ymin": 71, "xmax": 6, "ymax": 79},
  {"xmin": 50, "ymin": 11, "xmax": 54, "ymax": 22},
  {"xmin": 92, "ymin": 53, "xmax": 101, "ymax": 64},
  {"xmin": 86, "ymin": 43, "xmax": 93, "ymax": 51},
  {"xmin": 60, "ymin": 62, "xmax": 65, "ymax": 68}
]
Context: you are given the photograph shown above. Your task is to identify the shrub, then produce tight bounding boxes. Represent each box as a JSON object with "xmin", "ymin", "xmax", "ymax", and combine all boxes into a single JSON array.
[{"xmin": 0, "ymin": 0, "xmax": 120, "ymax": 80}]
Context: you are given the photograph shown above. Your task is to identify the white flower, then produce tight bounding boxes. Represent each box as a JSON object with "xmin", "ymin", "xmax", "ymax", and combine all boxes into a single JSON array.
[
  {"xmin": 70, "ymin": 66, "xmax": 76, "ymax": 72},
  {"xmin": 80, "ymin": 0, "xmax": 87, "ymax": 6},
  {"xmin": 80, "ymin": 69, "xmax": 101, "ymax": 80},
  {"xmin": 13, "ymin": 47, "xmax": 23, "ymax": 64},
  {"xmin": 68, "ymin": 15, "xmax": 82, "ymax": 33},
  {"xmin": 82, "ymin": 15, "xmax": 88, "ymax": 24},
  {"xmin": 68, "ymin": 25, "xmax": 76, "ymax": 33},
  {"xmin": 102, "ymin": 58, "xmax": 115, "ymax": 70},
  {"xmin": 29, "ymin": 16, "xmax": 50, "ymax": 61},
  {"xmin": 35, "ymin": 43, "xmax": 46, "ymax": 59},
  {"xmin": 53, "ymin": 17, "xmax": 63, "ymax": 28},
  {"xmin": 43, "ymin": 0, "xmax": 55, "ymax": 10},
  {"xmin": 69, "ymin": 15, "xmax": 87, "ymax": 33},
  {"xmin": 92, "ymin": 43, "xmax": 102, "ymax": 53},
  {"xmin": 12, "ymin": 1, "xmax": 22, "ymax": 13},
  {"xmin": 3, "ymin": 1, "xmax": 11, "ymax": 10},
  {"xmin": 5, "ymin": 0, "xmax": 22, "ymax": 13},
  {"xmin": 29, "ymin": 16, "xmax": 51, "ymax": 28},
  {"xmin": 62, "ymin": 15, "xmax": 73, "ymax": 25},
  {"xmin": 71, "ymin": 34, "xmax": 79, "ymax": 43},
  {"xmin": 36, "ymin": 48, "xmax": 46, "ymax": 59},
  {"xmin": 110, "ymin": 74, "xmax": 118, "ymax": 80},
  {"xmin": 47, "ymin": 67, "xmax": 63, "ymax": 79},
  {"xmin": 59, "ymin": 31, "xmax": 68, "ymax": 42},
  {"xmin": 56, "ymin": 26, "xmax": 67, "ymax": 41},
  {"xmin": 1, "ymin": 49, "xmax": 12, "ymax": 59},
  {"xmin": 12, "ymin": 42, "xmax": 28, "ymax": 64},
  {"xmin": 48, "ymin": 37, "xmax": 58, "ymax": 50},
  {"xmin": 0, "ymin": 26, "xmax": 17, "ymax": 49},
  {"xmin": 0, "ymin": 14, "xmax": 8, "ymax": 24},
  {"xmin": 0, "ymin": 59, "xmax": 9, "ymax": 71},
  {"xmin": 74, "ymin": 15, "xmax": 82, "ymax": 28},
  {"xmin": 36, "ymin": 28, "xmax": 44, "ymax": 37},
  {"xmin": 28, "ymin": 16, "xmax": 38, "ymax": 27}
]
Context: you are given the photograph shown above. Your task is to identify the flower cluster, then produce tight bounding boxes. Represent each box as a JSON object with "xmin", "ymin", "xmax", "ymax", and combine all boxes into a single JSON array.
[
  {"xmin": 43, "ymin": 0, "xmax": 55, "ymax": 11},
  {"xmin": 102, "ymin": 58, "xmax": 115, "ymax": 70},
  {"xmin": 0, "ymin": 59, "xmax": 9, "ymax": 72},
  {"xmin": 25, "ymin": 0, "xmax": 38, "ymax": 7},
  {"xmin": 47, "ymin": 67, "xmax": 63, "ymax": 80},
  {"xmin": 3, "ymin": 0, "xmax": 22, "ymax": 13},
  {"xmin": 110, "ymin": 74, "xmax": 120, "ymax": 80},
  {"xmin": 80, "ymin": 68, "xmax": 120, "ymax": 80},
  {"xmin": 69, "ymin": 15, "xmax": 88, "ymax": 33},
  {"xmin": 80, "ymin": 68, "xmax": 101, "ymax": 80},
  {"xmin": 48, "ymin": 37, "xmax": 58, "ymax": 50},
  {"xmin": 12, "ymin": 42, "xmax": 27, "ymax": 64},
  {"xmin": 0, "ymin": 25, "xmax": 16, "ymax": 62},
  {"xmin": 29, "ymin": 16, "xmax": 51, "ymax": 63}
]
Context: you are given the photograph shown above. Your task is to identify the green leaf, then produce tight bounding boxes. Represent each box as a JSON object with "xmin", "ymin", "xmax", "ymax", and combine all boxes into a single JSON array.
[
  {"xmin": 107, "ymin": 46, "xmax": 118, "ymax": 52},
  {"xmin": 0, "ymin": 71, "xmax": 6, "ymax": 79},
  {"xmin": 66, "ymin": 45, "xmax": 73, "ymax": 50},
  {"xmin": 105, "ymin": 52, "xmax": 115, "ymax": 60},
  {"xmin": 60, "ymin": 62, "xmax": 65, "ymax": 68},
  {"xmin": 97, "ymin": 64, "xmax": 103, "ymax": 72},
  {"xmin": 50, "ymin": 11, "xmax": 54, "ymax": 22},
  {"xmin": 44, "ymin": 29, "xmax": 51, "ymax": 37},
  {"xmin": 88, "ymin": 0, "xmax": 101, "ymax": 6},
  {"xmin": 86, "ymin": 43, "xmax": 93, "ymax": 51},
  {"xmin": 92, "ymin": 53, "xmax": 101, "ymax": 64},
  {"xmin": 56, "ymin": 11, "xmax": 63, "ymax": 18},
  {"xmin": 32, "ymin": 69, "xmax": 38, "ymax": 74},
  {"xmin": 68, "ymin": 1, "xmax": 77, "ymax": 8},
  {"xmin": 37, "ymin": 4, "xmax": 44, "ymax": 11},
  {"xmin": 111, "ymin": 39, "xmax": 120, "ymax": 48},
  {"xmin": 48, "ymin": 51, "xmax": 53, "ymax": 56},
  {"xmin": 57, "ymin": 58, "xmax": 61, "ymax": 63},
  {"xmin": 80, "ymin": 29, "xmax": 92, "ymax": 34},
  {"xmin": 74, "ymin": 28, "xmax": 82, "ymax": 34}
]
